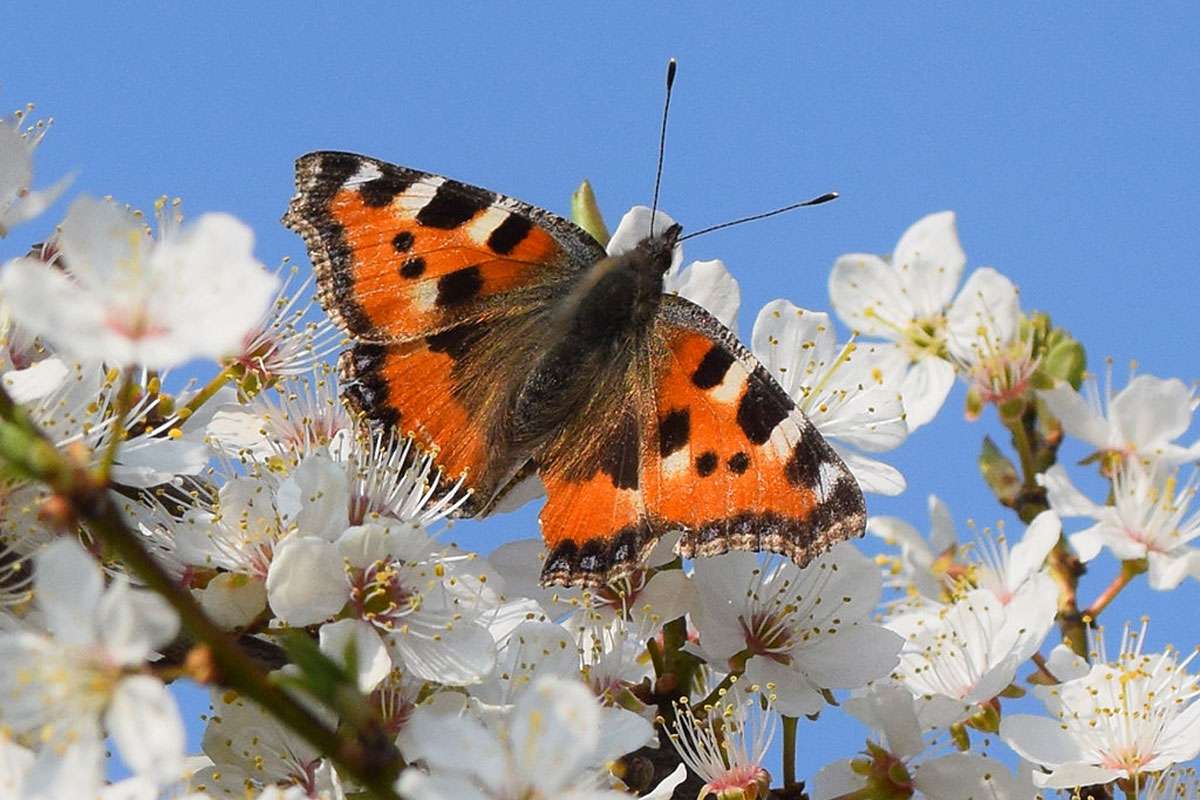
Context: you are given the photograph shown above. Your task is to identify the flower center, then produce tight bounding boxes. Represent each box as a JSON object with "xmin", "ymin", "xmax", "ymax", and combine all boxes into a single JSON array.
[
  {"xmin": 348, "ymin": 558, "xmax": 420, "ymax": 629},
  {"xmin": 739, "ymin": 609, "xmax": 795, "ymax": 663},
  {"xmin": 901, "ymin": 315, "xmax": 948, "ymax": 360}
]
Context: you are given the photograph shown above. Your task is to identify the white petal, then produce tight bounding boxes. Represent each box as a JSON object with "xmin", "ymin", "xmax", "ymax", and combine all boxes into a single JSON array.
[
  {"xmin": 891, "ymin": 211, "xmax": 966, "ymax": 317},
  {"xmin": 752, "ymin": 301, "xmax": 837, "ymax": 398},
  {"xmin": 1038, "ymin": 384, "xmax": 1111, "ymax": 451},
  {"xmin": 193, "ymin": 572, "xmax": 267, "ymax": 630},
  {"xmin": 1068, "ymin": 524, "xmax": 1107, "ymax": 562},
  {"xmin": 143, "ymin": 213, "xmax": 280, "ymax": 366},
  {"xmin": 401, "ymin": 712, "xmax": 505, "ymax": 795},
  {"xmin": 34, "ymin": 537, "xmax": 104, "ymax": 646},
  {"xmin": 665, "ymin": 259, "xmax": 739, "ymax": 329},
  {"xmin": 1159, "ymin": 695, "xmax": 1200, "ymax": 762},
  {"xmin": 2, "ymin": 358, "xmax": 68, "ymax": 403},
  {"xmin": 794, "ymin": 624, "xmax": 903, "ymax": 689},
  {"xmin": 265, "ymin": 536, "xmax": 348, "ymax": 625},
  {"xmin": 607, "ymin": 207, "xmax": 680, "ymax": 269},
  {"xmin": 279, "ymin": 452, "xmax": 350, "ymax": 541},
  {"xmin": 111, "ymin": 436, "xmax": 210, "ymax": 488},
  {"xmin": 319, "ymin": 619, "xmax": 392, "ymax": 693},
  {"xmin": 928, "ymin": 494, "xmax": 958, "ymax": 553},
  {"xmin": 913, "ymin": 754, "xmax": 1023, "ymax": 800},
  {"xmin": 745, "ymin": 656, "xmax": 823, "ymax": 717},
  {"xmin": 391, "ymin": 618, "xmax": 496, "ymax": 685},
  {"xmin": 810, "ymin": 759, "xmax": 865, "ymax": 800},
  {"xmin": 1006, "ymin": 510, "xmax": 1061, "ymax": 591},
  {"xmin": 1146, "ymin": 550, "xmax": 1194, "ymax": 590},
  {"xmin": 1000, "ymin": 713, "xmax": 1088, "ymax": 769},
  {"xmin": 0, "ymin": 258, "xmax": 115, "ymax": 364},
  {"xmin": 1110, "ymin": 374, "xmax": 1195, "ymax": 453},
  {"xmin": 946, "ymin": 267, "xmax": 1020, "ymax": 361},
  {"xmin": 1034, "ymin": 763, "xmax": 1124, "ymax": 790},
  {"xmin": 828, "ymin": 253, "xmax": 913, "ymax": 337},
  {"xmin": 900, "ymin": 357, "xmax": 955, "ymax": 430},
  {"xmin": 1038, "ymin": 464, "xmax": 1105, "ymax": 519},
  {"xmin": 396, "ymin": 770, "xmax": 490, "ymax": 800},
  {"xmin": 838, "ymin": 450, "xmax": 906, "ymax": 495},
  {"xmin": 1043, "ymin": 644, "xmax": 1090, "ymax": 682},
  {"xmin": 106, "ymin": 676, "xmax": 185, "ymax": 783},
  {"xmin": 509, "ymin": 677, "xmax": 600, "ymax": 794},
  {"xmin": 641, "ymin": 764, "xmax": 688, "ymax": 800},
  {"xmin": 592, "ymin": 705, "xmax": 654, "ymax": 766},
  {"xmin": 844, "ymin": 683, "xmax": 924, "ymax": 759}
]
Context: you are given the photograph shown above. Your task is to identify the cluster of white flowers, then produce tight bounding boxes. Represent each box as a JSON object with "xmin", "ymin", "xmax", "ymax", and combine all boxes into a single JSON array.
[{"xmin": 0, "ymin": 106, "xmax": 1195, "ymax": 800}]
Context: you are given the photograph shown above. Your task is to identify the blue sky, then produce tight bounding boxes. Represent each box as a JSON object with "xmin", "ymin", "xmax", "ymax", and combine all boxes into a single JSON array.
[{"xmin": 9, "ymin": 2, "xmax": 1200, "ymax": 786}]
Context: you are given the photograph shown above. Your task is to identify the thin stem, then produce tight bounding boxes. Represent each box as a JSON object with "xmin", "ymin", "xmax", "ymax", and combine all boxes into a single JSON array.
[
  {"xmin": 782, "ymin": 715, "xmax": 798, "ymax": 788},
  {"xmin": 1007, "ymin": 419, "xmax": 1039, "ymax": 494},
  {"xmin": 1084, "ymin": 561, "xmax": 1143, "ymax": 620},
  {"xmin": 1031, "ymin": 652, "xmax": 1059, "ymax": 683},
  {"xmin": 690, "ymin": 651, "xmax": 749, "ymax": 712}
]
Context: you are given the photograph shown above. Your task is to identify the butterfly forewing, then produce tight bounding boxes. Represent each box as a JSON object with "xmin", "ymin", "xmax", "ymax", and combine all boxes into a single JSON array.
[{"xmin": 284, "ymin": 151, "xmax": 604, "ymax": 341}]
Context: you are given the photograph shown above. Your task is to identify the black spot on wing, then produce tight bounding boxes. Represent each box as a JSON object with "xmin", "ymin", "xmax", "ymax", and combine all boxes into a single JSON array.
[
  {"xmin": 400, "ymin": 257, "xmax": 425, "ymax": 279},
  {"xmin": 736, "ymin": 368, "xmax": 792, "ymax": 444},
  {"xmin": 486, "ymin": 214, "xmax": 533, "ymax": 255},
  {"xmin": 598, "ymin": 413, "xmax": 640, "ymax": 490},
  {"xmin": 359, "ymin": 171, "xmax": 414, "ymax": 208},
  {"xmin": 727, "ymin": 451, "xmax": 750, "ymax": 474},
  {"xmin": 784, "ymin": 421, "xmax": 838, "ymax": 488},
  {"xmin": 658, "ymin": 408, "xmax": 690, "ymax": 457},
  {"xmin": 417, "ymin": 183, "xmax": 491, "ymax": 229},
  {"xmin": 695, "ymin": 450, "xmax": 718, "ymax": 477},
  {"xmin": 339, "ymin": 343, "xmax": 399, "ymax": 428},
  {"xmin": 436, "ymin": 267, "xmax": 483, "ymax": 306},
  {"xmin": 392, "ymin": 231, "xmax": 414, "ymax": 253},
  {"xmin": 692, "ymin": 345, "xmax": 735, "ymax": 389},
  {"xmin": 426, "ymin": 325, "xmax": 485, "ymax": 362}
]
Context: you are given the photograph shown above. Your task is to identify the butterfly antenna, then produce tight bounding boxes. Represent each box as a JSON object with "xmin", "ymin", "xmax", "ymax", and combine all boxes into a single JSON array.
[
  {"xmin": 649, "ymin": 58, "xmax": 677, "ymax": 237},
  {"xmin": 678, "ymin": 191, "xmax": 839, "ymax": 242}
]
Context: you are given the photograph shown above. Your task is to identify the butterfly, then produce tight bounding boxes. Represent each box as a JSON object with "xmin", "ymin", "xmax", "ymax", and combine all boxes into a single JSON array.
[{"xmin": 283, "ymin": 151, "xmax": 866, "ymax": 587}]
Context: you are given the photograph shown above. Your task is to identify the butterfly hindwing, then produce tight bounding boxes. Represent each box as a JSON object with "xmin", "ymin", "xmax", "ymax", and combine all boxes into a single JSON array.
[
  {"xmin": 645, "ymin": 295, "xmax": 866, "ymax": 565},
  {"xmin": 284, "ymin": 151, "xmax": 606, "ymax": 341}
]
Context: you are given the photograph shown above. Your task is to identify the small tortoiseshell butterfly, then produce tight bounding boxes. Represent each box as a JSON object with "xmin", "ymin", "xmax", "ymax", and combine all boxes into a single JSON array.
[{"xmin": 283, "ymin": 152, "xmax": 866, "ymax": 587}]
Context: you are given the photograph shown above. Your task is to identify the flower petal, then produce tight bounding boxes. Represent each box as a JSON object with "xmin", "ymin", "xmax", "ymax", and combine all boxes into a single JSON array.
[
  {"xmin": 891, "ymin": 211, "xmax": 966, "ymax": 318},
  {"xmin": 509, "ymin": 677, "xmax": 600, "ymax": 794},
  {"xmin": 1038, "ymin": 384, "xmax": 1111, "ymax": 451},
  {"xmin": 319, "ymin": 619, "xmax": 392, "ymax": 693},
  {"xmin": 106, "ymin": 676, "xmax": 185, "ymax": 783},
  {"xmin": 1006, "ymin": 510, "xmax": 1061, "ymax": 591},
  {"xmin": 828, "ymin": 253, "xmax": 912, "ymax": 337},
  {"xmin": 900, "ymin": 356, "xmax": 955, "ymax": 430},
  {"xmin": 265, "ymin": 536, "xmax": 347, "ymax": 626},
  {"xmin": 946, "ymin": 267, "xmax": 1020, "ymax": 362},
  {"xmin": 1110, "ymin": 374, "xmax": 1195, "ymax": 454},
  {"xmin": 665, "ymin": 259, "xmax": 739, "ymax": 329},
  {"xmin": 34, "ymin": 537, "xmax": 104, "ymax": 646}
]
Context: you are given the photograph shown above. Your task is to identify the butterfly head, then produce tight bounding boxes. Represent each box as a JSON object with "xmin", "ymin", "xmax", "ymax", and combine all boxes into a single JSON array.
[{"xmin": 630, "ymin": 222, "xmax": 683, "ymax": 276}]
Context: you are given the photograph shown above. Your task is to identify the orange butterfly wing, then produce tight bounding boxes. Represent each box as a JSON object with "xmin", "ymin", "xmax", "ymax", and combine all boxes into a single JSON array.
[
  {"xmin": 538, "ymin": 296, "xmax": 866, "ymax": 586},
  {"xmin": 285, "ymin": 152, "xmax": 606, "ymax": 510}
]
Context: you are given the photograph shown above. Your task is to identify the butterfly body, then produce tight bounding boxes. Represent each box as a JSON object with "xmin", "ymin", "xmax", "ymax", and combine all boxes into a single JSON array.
[{"xmin": 285, "ymin": 152, "xmax": 866, "ymax": 587}]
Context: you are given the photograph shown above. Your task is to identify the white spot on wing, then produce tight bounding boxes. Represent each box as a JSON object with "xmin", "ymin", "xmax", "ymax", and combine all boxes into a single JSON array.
[
  {"xmin": 816, "ymin": 460, "xmax": 842, "ymax": 503},
  {"xmin": 767, "ymin": 418, "xmax": 797, "ymax": 460},
  {"xmin": 467, "ymin": 207, "xmax": 509, "ymax": 244},
  {"xmin": 709, "ymin": 362, "xmax": 748, "ymax": 405},
  {"xmin": 411, "ymin": 279, "xmax": 439, "ymax": 312},
  {"xmin": 395, "ymin": 177, "xmax": 445, "ymax": 212},
  {"xmin": 346, "ymin": 162, "xmax": 382, "ymax": 185},
  {"xmin": 662, "ymin": 448, "xmax": 689, "ymax": 477}
]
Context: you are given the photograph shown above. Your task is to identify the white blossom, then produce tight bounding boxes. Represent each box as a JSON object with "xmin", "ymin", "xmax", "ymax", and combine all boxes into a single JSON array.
[
  {"xmin": 752, "ymin": 301, "xmax": 908, "ymax": 495},
  {"xmin": 0, "ymin": 103, "xmax": 70, "ymax": 236},
  {"xmin": 886, "ymin": 586, "xmax": 1055, "ymax": 729},
  {"xmin": 0, "ymin": 539, "xmax": 183, "ymax": 784},
  {"xmin": 811, "ymin": 684, "xmax": 1037, "ymax": 800},
  {"xmin": 663, "ymin": 680, "xmax": 775, "ymax": 800},
  {"xmin": 1039, "ymin": 371, "xmax": 1200, "ymax": 466},
  {"xmin": 398, "ymin": 675, "xmax": 645, "ymax": 800},
  {"xmin": 1001, "ymin": 622, "xmax": 1200, "ymax": 790},
  {"xmin": 690, "ymin": 545, "xmax": 903, "ymax": 717},
  {"xmin": 2, "ymin": 195, "xmax": 279, "ymax": 368},
  {"xmin": 869, "ymin": 494, "xmax": 960, "ymax": 608},
  {"xmin": 1041, "ymin": 461, "xmax": 1200, "ymax": 590},
  {"xmin": 829, "ymin": 211, "xmax": 1020, "ymax": 429}
]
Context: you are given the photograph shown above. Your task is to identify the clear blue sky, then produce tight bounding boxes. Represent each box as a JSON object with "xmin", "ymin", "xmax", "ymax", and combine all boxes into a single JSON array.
[{"xmin": 9, "ymin": 2, "xmax": 1200, "ymax": 784}]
